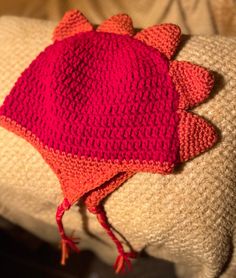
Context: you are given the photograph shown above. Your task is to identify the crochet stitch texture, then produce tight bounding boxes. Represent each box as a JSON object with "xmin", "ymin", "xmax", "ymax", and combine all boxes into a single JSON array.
[{"xmin": 0, "ymin": 10, "xmax": 218, "ymax": 274}]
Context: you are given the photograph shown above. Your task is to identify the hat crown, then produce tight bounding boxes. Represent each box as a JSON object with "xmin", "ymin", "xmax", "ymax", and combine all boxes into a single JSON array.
[{"xmin": 1, "ymin": 30, "xmax": 180, "ymax": 163}]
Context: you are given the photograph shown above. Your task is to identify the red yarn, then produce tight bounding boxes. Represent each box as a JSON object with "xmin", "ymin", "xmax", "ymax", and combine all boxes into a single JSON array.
[
  {"xmin": 56, "ymin": 198, "xmax": 80, "ymax": 265},
  {"xmin": 0, "ymin": 31, "xmax": 180, "ymax": 165},
  {"xmin": 93, "ymin": 205, "xmax": 137, "ymax": 274}
]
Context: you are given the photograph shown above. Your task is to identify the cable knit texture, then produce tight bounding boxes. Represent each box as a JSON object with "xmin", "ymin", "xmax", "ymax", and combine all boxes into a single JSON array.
[{"xmin": 0, "ymin": 10, "xmax": 218, "ymax": 274}]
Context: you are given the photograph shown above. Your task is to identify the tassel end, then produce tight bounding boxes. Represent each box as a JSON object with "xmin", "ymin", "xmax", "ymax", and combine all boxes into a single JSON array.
[
  {"xmin": 113, "ymin": 251, "xmax": 138, "ymax": 274},
  {"xmin": 92, "ymin": 205, "xmax": 138, "ymax": 274},
  {"xmin": 60, "ymin": 236, "xmax": 80, "ymax": 265}
]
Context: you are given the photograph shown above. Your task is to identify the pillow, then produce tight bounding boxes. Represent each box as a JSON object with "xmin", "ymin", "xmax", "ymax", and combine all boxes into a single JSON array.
[{"xmin": 0, "ymin": 16, "xmax": 235, "ymax": 278}]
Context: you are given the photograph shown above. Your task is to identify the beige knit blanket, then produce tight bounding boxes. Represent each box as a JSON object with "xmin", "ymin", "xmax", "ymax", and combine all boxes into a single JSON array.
[{"xmin": 0, "ymin": 16, "xmax": 235, "ymax": 278}]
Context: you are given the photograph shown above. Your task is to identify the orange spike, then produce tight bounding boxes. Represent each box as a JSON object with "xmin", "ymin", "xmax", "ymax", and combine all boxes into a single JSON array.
[
  {"xmin": 97, "ymin": 14, "xmax": 134, "ymax": 35},
  {"xmin": 134, "ymin": 24, "xmax": 181, "ymax": 59},
  {"xmin": 169, "ymin": 61, "xmax": 214, "ymax": 110},
  {"xmin": 53, "ymin": 10, "xmax": 93, "ymax": 42},
  {"xmin": 178, "ymin": 111, "xmax": 218, "ymax": 162}
]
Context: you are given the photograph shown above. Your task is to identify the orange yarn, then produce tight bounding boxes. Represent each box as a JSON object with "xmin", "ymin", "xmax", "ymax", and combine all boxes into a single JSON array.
[
  {"xmin": 134, "ymin": 23, "xmax": 181, "ymax": 59},
  {"xmin": 84, "ymin": 172, "xmax": 135, "ymax": 213},
  {"xmin": 169, "ymin": 61, "xmax": 214, "ymax": 110},
  {"xmin": 178, "ymin": 110, "xmax": 217, "ymax": 162},
  {"xmin": 53, "ymin": 10, "xmax": 93, "ymax": 42},
  {"xmin": 97, "ymin": 13, "xmax": 135, "ymax": 35}
]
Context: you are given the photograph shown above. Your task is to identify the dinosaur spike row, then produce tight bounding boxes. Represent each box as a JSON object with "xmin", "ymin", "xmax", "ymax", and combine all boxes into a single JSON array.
[
  {"xmin": 0, "ymin": 9, "xmax": 218, "ymax": 274},
  {"xmin": 52, "ymin": 9, "xmax": 180, "ymax": 59}
]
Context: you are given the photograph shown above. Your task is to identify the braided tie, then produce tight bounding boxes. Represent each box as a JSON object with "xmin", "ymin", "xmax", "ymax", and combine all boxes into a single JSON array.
[{"xmin": 56, "ymin": 198, "xmax": 80, "ymax": 265}]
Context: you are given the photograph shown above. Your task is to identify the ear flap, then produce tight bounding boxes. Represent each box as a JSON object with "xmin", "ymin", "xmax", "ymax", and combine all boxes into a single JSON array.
[
  {"xmin": 134, "ymin": 24, "xmax": 181, "ymax": 59},
  {"xmin": 97, "ymin": 13, "xmax": 134, "ymax": 35},
  {"xmin": 53, "ymin": 10, "xmax": 93, "ymax": 42}
]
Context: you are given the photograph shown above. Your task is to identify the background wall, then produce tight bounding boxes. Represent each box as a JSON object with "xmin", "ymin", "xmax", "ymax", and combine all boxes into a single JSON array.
[{"xmin": 0, "ymin": 0, "xmax": 235, "ymax": 35}]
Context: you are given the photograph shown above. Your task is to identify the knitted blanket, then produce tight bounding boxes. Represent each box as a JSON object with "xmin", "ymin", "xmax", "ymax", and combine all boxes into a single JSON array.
[{"xmin": 0, "ymin": 16, "xmax": 235, "ymax": 278}]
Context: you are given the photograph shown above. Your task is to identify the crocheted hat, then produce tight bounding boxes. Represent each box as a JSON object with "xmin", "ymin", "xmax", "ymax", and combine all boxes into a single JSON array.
[{"xmin": 0, "ymin": 10, "xmax": 218, "ymax": 274}]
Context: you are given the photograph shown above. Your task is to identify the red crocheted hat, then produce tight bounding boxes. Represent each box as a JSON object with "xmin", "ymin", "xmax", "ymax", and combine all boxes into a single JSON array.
[{"xmin": 0, "ymin": 10, "xmax": 218, "ymax": 274}]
